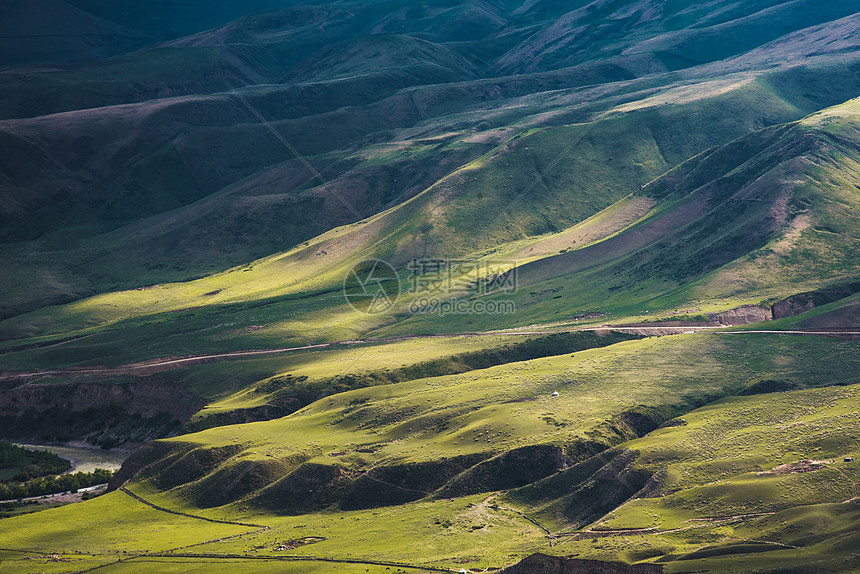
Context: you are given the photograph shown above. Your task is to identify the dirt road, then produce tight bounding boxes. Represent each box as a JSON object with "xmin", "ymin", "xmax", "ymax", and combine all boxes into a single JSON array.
[{"xmin": 2, "ymin": 326, "xmax": 857, "ymax": 381}]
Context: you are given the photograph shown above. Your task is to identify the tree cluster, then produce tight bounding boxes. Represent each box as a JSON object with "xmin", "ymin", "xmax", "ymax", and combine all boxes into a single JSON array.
[
  {"xmin": 0, "ymin": 441, "xmax": 72, "ymax": 479},
  {"xmin": 0, "ymin": 469, "xmax": 112, "ymax": 500}
]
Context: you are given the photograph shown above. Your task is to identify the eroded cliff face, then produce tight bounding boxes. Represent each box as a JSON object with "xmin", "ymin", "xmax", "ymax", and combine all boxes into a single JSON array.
[
  {"xmin": 0, "ymin": 378, "xmax": 205, "ymax": 448},
  {"xmin": 0, "ymin": 379, "xmax": 203, "ymax": 419},
  {"xmin": 771, "ymin": 294, "xmax": 817, "ymax": 319},
  {"xmin": 500, "ymin": 553, "xmax": 663, "ymax": 573},
  {"xmin": 714, "ymin": 305, "xmax": 772, "ymax": 325}
]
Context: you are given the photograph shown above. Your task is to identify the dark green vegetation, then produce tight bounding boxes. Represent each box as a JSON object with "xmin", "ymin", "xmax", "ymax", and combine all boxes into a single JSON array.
[
  {"xmin": 0, "ymin": 442, "xmax": 70, "ymax": 482},
  {"xmin": 0, "ymin": 443, "xmax": 112, "ymax": 519},
  {"xmin": 1, "ymin": 0, "xmax": 860, "ymax": 572},
  {"xmin": 0, "ymin": 469, "xmax": 113, "ymax": 501},
  {"xmin": 0, "ymin": 0, "xmax": 307, "ymax": 66}
]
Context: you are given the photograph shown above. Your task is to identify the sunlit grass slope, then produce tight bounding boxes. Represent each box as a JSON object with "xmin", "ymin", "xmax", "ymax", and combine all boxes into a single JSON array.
[
  {"xmin": 4, "ymin": 79, "xmax": 858, "ymax": 350},
  {"xmin": 499, "ymin": 384, "xmax": 860, "ymax": 573},
  {"xmin": 4, "ymin": 0, "xmax": 860, "ymax": 322},
  {"xmin": 380, "ymin": 96, "xmax": 860, "ymax": 336},
  {"xmin": 112, "ymin": 334, "xmax": 860, "ymax": 513},
  {"xmin": 1, "ymin": 335, "xmax": 858, "ymax": 573}
]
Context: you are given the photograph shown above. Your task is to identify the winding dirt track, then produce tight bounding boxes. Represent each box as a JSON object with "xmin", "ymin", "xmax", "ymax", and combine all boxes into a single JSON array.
[
  {"xmin": 3, "ymin": 327, "xmax": 858, "ymax": 381},
  {"xmin": 119, "ymin": 487, "xmax": 264, "ymax": 529},
  {"xmin": 56, "ymin": 488, "xmax": 454, "ymax": 572}
]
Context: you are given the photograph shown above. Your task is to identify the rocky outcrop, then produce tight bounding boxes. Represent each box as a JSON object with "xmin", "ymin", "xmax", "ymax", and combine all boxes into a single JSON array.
[
  {"xmin": 0, "ymin": 379, "xmax": 204, "ymax": 420},
  {"xmin": 501, "ymin": 553, "xmax": 662, "ymax": 573},
  {"xmin": 714, "ymin": 305, "xmax": 772, "ymax": 325},
  {"xmin": 772, "ymin": 293, "xmax": 817, "ymax": 319},
  {"xmin": 771, "ymin": 282, "xmax": 860, "ymax": 319},
  {"xmin": 0, "ymin": 379, "xmax": 205, "ymax": 448},
  {"xmin": 617, "ymin": 304, "xmax": 773, "ymax": 329}
]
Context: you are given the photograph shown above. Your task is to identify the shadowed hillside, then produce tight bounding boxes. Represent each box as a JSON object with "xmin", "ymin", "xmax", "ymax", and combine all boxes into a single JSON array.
[
  {"xmin": 0, "ymin": 0, "xmax": 305, "ymax": 65},
  {"xmin": 2, "ymin": 0, "xmax": 860, "ymax": 319}
]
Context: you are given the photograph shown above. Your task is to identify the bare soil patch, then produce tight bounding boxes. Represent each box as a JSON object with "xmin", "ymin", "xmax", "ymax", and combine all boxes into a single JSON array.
[{"xmin": 757, "ymin": 459, "xmax": 830, "ymax": 476}]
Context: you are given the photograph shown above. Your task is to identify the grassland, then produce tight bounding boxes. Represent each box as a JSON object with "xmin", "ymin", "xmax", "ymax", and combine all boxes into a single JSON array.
[
  {"xmin": 4, "ymin": 14, "xmax": 860, "ymax": 321},
  {"xmin": 1, "ymin": 332, "xmax": 858, "ymax": 572},
  {"xmin": 127, "ymin": 333, "xmax": 859, "ymax": 485},
  {"xmin": 3, "ymin": 97, "xmax": 860, "ymax": 470},
  {"xmin": 4, "ymin": 88, "xmax": 860, "ymax": 367}
]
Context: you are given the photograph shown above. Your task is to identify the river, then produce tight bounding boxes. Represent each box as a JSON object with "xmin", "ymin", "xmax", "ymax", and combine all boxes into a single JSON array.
[{"xmin": 13, "ymin": 443, "xmax": 130, "ymax": 474}]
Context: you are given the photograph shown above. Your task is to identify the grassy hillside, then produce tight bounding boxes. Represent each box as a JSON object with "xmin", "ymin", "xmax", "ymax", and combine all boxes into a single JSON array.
[
  {"xmin": 2, "ymin": 1, "xmax": 860, "ymax": 320},
  {"xmin": 0, "ymin": 0, "xmax": 303, "ymax": 66},
  {"xmin": 1, "ymin": 94, "xmax": 859, "ymax": 467},
  {"xmin": 381, "ymin": 96, "xmax": 860, "ymax": 336},
  {"xmin": 6, "ymin": 93, "xmax": 858, "ymax": 350},
  {"xmin": 114, "ymin": 332, "xmax": 859, "ymax": 506},
  {"xmin": 1, "ymin": 333, "xmax": 858, "ymax": 572}
]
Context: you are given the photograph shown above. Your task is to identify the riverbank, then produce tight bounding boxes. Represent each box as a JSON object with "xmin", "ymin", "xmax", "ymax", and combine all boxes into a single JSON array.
[{"xmin": 11, "ymin": 443, "xmax": 129, "ymax": 474}]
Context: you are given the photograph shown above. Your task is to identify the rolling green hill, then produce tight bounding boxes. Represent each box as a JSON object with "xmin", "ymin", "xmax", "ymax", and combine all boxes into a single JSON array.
[
  {"xmin": 2, "ymin": 334, "xmax": 858, "ymax": 572},
  {"xmin": 3, "ymin": 1, "xmax": 860, "ymax": 320},
  {"xmin": 4, "ymin": 95, "xmax": 859, "ymax": 349}
]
